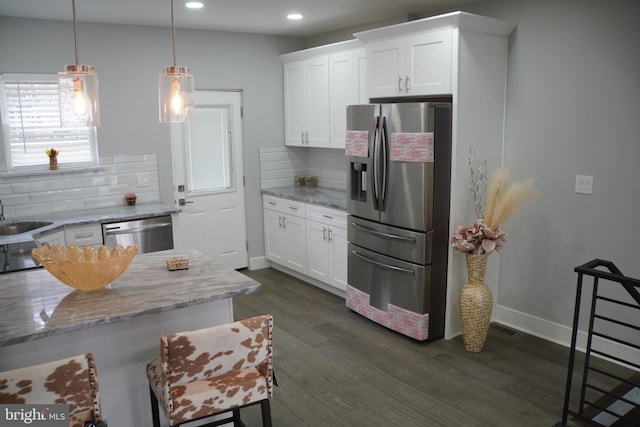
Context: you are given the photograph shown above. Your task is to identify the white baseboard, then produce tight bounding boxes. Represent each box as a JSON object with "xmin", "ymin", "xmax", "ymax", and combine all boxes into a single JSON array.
[
  {"xmin": 248, "ymin": 256, "xmax": 270, "ymax": 271},
  {"xmin": 495, "ymin": 305, "xmax": 640, "ymax": 371}
]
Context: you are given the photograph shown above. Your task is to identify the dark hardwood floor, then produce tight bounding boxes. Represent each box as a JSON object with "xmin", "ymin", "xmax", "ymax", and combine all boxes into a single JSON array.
[{"xmin": 233, "ymin": 267, "xmax": 626, "ymax": 427}]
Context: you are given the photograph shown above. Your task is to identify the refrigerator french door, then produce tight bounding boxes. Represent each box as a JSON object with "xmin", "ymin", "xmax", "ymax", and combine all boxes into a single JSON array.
[{"xmin": 346, "ymin": 101, "xmax": 452, "ymax": 341}]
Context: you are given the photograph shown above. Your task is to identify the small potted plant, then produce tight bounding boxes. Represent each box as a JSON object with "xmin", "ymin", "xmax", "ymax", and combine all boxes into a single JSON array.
[
  {"xmin": 125, "ymin": 193, "xmax": 137, "ymax": 206},
  {"xmin": 46, "ymin": 148, "xmax": 59, "ymax": 170}
]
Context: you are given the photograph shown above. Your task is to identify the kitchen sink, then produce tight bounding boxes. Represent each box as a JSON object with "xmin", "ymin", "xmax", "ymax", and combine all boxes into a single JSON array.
[{"xmin": 0, "ymin": 221, "xmax": 53, "ymax": 236}]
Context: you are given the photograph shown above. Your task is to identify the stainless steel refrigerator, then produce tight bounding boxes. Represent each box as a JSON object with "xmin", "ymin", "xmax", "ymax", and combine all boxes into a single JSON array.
[{"xmin": 346, "ymin": 102, "xmax": 452, "ymax": 341}]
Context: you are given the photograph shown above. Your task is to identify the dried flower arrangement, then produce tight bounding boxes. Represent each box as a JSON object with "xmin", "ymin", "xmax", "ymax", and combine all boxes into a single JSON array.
[
  {"xmin": 451, "ymin": 148, "xmax": 535, "ymax": 255},
  {"xmin": 45, "ymin": 148, "xmax": 59, "ymax": 159}
]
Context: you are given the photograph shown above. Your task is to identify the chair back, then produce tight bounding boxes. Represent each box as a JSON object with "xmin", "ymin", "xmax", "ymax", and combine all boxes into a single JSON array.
[
  {"xmin": 160, "ymin": 314, "xmax": 273, "ymax": 390},
  {"xmin": 0, "ymin": 353, "xmax": 102, "ymax": 427}
]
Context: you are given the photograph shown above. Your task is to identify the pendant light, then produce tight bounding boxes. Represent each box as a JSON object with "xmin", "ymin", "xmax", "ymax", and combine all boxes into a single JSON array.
[
  {"xmin": 58, "ymin": 0, "xmax": 100, "ymax": 127},
  {"xmin": 159, "ymin": 0, "xmax": 194, "ymax": 122}
]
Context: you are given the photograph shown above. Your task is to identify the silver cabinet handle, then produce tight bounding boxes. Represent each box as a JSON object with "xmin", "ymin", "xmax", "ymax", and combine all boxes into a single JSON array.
[
  {"xmin": 305, "ymin": 132, "xmax": 309, "ymax": 144},
  {"xmin": 104, "ymin": 223, "xmax": 172, "ymax": 235},
  {"xmin": 288, "ymin": 206, "xmax": 298, "ymax": 211},
  {"xmin": 328, "ymin": 228, "xmax": 333, "ymax": 243},
  {"xmin": 398, "ymin": 75, "xmax": 403, "ymax": 93},
  {"xmin": 352, "ymin": 250, "xmax": 415, "ymax": 275},
  {"xmin": 323, "ymin": 227, "xmax": 327, "ymax": 242},
  {"xmin": 268, "ymin": 201, "xmax": 277, "ymax": 206},
  {"xmin": 301, "ymin": 132, "xmax": 304, "ymax": 144},
  {"xmin": 282, "ymin": 216, "xmax": 286, "ymax": 228},
  {"xmin": 405, "ymin": 75, "xmax": 410, "ymax": 93},
  {"xmin": 322, "ymin": 214, "xmax": 333, "ymax": 219},
  {"xmin": 179, "ymin": 198, "xmax": 194, "ymax": 206},
  {"xmin": 278, "ymin": 215, "xmax": 283, "ymax": 228}
]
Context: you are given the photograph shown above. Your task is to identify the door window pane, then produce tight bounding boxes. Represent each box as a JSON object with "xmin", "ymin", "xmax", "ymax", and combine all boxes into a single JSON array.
[{"xmin": 186, "ymin": 105, "xmax": 233, "ymax": 193}]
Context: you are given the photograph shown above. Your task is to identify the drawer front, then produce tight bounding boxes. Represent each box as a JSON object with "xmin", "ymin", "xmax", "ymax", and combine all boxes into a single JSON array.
[
  {"xmin": 306, "ymin": 205, "xmax": 346, "ymax": 228},
  {"xmin": 263, "ymin": 195, "xmax": 305, "ymax": 218},
  {"xmin": 64, "ymin": 224, "xmax": 103, "ymax": 247}
]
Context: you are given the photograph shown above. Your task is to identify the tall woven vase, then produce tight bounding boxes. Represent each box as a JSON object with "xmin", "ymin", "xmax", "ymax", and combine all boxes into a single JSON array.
[{"xmin": 459, "ymin": 254, "xmax": 493, "ymax": 352}]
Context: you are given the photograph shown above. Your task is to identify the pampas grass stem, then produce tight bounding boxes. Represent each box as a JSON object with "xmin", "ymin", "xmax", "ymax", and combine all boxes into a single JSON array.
[{"xmin": 483, "ymin": 168, "xmax": 535, "ymax": 229}]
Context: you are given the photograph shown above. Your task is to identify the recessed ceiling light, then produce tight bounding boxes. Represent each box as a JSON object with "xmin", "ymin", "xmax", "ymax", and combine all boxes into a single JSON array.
[
  {"xmin": 186, "ymin": 2, "xmax": 204, "ymax": 9},
  {"xmin": 287, "ymin": 13, "xmax": 303, "ymax": 20}
]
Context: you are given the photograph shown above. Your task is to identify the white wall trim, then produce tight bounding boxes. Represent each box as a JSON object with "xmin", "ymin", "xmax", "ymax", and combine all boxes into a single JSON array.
[
  {"xmin": 495, "ymin": 304, "xmax": 640, "ymax": 371},
  {"xmin": 248, "ymin": 256, "xmax": 270, "ymax": 271}
]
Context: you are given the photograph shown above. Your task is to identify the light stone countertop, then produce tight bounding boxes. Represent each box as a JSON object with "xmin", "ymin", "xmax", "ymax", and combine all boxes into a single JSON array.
[
  {"xmin": 0, "ymin": 203, "xmax": 179, "ymax": 245},
  {"xmin": 262, "ymin": 187, "xmax": 347, "ymax": 211},
  {"xmin": 0, "ymin": 248, "xmax": 261, "ymax": 347}
]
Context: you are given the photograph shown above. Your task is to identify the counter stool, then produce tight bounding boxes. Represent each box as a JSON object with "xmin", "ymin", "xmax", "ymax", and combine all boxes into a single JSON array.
[
  {"xmin": 146, "ymin": 314, "xmax": 274, "ymax": 427},
  {"xmin": 0, "ymin": 353, "xmax": 106, "ymax": 427}
]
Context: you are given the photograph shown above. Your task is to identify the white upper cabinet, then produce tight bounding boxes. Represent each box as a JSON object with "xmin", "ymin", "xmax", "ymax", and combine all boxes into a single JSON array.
[
  {"xmin": 329, "ymin": 48, "xmax": 366, "ymax": 149},
  {"xmin": 284, "ymin": 57, "xmax": 330, "ymax": 147},
  {"xmin": 282, "ymin": 40, "xmax": 365, "ymax": 149},
  {"xmin": 367, "ymin": 29, "xmax": 452, "ymax": 98}
]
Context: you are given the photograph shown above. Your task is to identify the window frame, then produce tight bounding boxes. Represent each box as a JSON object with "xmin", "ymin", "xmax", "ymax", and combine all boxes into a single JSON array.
[{"xmin": 0, "ymin": 73, "xmax": 100, "ymax": 174}]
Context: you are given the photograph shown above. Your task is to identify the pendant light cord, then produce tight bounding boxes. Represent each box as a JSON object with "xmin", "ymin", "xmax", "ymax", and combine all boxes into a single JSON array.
[
  {"xmin": 170, "ymin": 0, "xmax": 177, "ymax": 68},
  {"xmin": 72, "ymin": 0, "xmax": 79, "ymax": 65}
]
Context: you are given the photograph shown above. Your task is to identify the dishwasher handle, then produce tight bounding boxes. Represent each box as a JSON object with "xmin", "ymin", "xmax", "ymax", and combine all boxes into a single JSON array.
[{"xmin": 103, "ymin": 222, "xmax": 172, "ymax": 236}]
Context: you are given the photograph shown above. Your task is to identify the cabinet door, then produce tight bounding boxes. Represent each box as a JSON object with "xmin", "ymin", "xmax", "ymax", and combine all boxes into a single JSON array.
[
  {"xmin": 356, "ymin": 49, "xmax": 368, "ymax": 104},
  {"xmin": 284, "ymin": 60, "xmax": 306, "ymax": 146},
  {"xmin": 305, "ymin": 56, "xmax": 330, "ymax": 147},
  {"xmin": 329, "ymin": 225, "xmax": 348, "ymax": 291},
  {"xmin": 35, "ymin": 229, "xmax": 65, "ymax": 247},
  {"xmin": 367, "ymin": 39, "xmax": 404, "ymax": 98},
  {"xmin": 329, "ymin": 51, "xmax": 356, "ymax": 149},
  {"xmin": 306, "ymin": 220, "xmax": 330, "ymax": 282},
  {"xmin": 283, "ymin": 213, "xmax": 306, "ymax": 273},
  {"xmin": 405, "ymin": 29, "xmax": 452, "ymax": 95},
  {"xmin": 263, "ymin": 209, "xmax": 286, "ymax": 263}
]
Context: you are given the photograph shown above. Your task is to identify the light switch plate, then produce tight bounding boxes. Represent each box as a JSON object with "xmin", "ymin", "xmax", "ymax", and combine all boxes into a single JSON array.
[{"xmin": 575, "ymin": 175, "xmax": 593, "ymax": 194}]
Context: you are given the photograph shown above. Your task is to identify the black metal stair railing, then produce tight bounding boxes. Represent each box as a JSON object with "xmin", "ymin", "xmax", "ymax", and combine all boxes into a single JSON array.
[{"xmin": 555, "ymin": 259, "xmax": 640, "ymax": 427}]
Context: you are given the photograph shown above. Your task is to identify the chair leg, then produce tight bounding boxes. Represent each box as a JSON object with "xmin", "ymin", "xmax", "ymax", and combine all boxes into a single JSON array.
[
  {"xmin": 232, "ymin": 408, "xmax": 242, "ymax": 427},
  {"xmin": 149, "ymin": 386, "xmax": 162, "ymax": 427},
  {"xmin": 261, "ymin": 400, "xmax": 272, "ymax": 427}
]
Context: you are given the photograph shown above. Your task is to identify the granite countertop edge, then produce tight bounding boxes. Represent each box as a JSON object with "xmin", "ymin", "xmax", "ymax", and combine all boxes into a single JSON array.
[
  {"xmin": 0, "ymin": 203, "xmax": 180, "ymax": 245},
  {"xmin": 262, "ymin": 187, "xmax": 347, "ymax": 211},
  {"xmin": 2, "ymin": 285, "xmax": 259, "ymax": 347}
]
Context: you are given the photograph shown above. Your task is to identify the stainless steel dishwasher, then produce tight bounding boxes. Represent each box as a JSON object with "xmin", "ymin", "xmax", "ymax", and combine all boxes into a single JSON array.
[{"xmin": 102, "ymin": 215, "xmax": 173, "ymax": 253}]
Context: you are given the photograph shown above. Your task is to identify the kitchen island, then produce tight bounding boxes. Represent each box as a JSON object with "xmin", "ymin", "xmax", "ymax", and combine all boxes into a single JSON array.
[{"xmin": 0, "ymin": 248, "xmax": 261, "ymax": 426}]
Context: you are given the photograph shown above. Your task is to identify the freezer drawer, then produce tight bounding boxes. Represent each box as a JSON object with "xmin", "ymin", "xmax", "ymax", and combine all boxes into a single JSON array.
[
  {"xmin": 348, "ymin": 243, "xmax": 429, "ymax": 314},
  {"xmin": 347, "ymin": 215, "xmax": 430, "ymax": 265}
]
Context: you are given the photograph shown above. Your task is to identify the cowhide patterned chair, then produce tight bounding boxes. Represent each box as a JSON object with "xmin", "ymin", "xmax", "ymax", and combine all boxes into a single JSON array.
[
  {"xmin": 146, "ymin": 314, "xmax": 274, "ymax": 427},
  {"xmin": 0, "ymin": 352, "xmax": 106, "ymax": 427}
]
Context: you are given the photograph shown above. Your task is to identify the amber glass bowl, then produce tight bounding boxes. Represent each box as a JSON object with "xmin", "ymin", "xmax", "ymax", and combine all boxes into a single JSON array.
[{"xmin": 32, "ymin": 244, "xmax": 138, "ymax": 291}]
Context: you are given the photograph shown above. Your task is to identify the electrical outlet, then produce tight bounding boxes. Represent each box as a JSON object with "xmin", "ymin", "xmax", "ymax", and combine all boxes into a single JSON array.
[
  {"xmin": 137, "ymin": 172, "xmax": 150, "ymax": 187},
  {"xmin": 575, "ymin": 175, "xmax": 593, "ymax": 195}
]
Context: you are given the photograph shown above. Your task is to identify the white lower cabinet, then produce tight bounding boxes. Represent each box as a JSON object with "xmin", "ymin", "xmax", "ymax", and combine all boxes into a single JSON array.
[
  {"xmin": 263, "ymin": 195, "xmax": 347, "ymax": 293},
  {"xmin": 34, "ymin": 229, "xmax": 66, "ymax": 247},
  {"xmin": 64, "ymin": 224, "xmax": 103, "ymax": 249},
  {"xmin": 305, "ymin": 205, "xmax": 347, "ymax": 291},
  {"xmin": 263, "ymin": 195, "xmax": 306, "ymax": 274}
]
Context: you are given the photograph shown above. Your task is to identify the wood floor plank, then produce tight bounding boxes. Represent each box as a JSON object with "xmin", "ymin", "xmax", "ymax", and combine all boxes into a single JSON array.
[{"xmin": 232, "ymin": 267, "xmax": 631, "ymax": 426}]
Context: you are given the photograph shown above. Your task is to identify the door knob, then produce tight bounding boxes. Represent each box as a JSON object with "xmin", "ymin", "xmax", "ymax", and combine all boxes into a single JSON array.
[{"xmin": 178, "ymin": 198, "xmax": 194, "ymax": 206}]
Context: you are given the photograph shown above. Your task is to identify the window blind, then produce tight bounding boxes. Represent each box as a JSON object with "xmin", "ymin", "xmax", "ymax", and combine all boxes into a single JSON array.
[{"xmin": 0, "ymin": 73, "xmax": 98, "ymax": 172}]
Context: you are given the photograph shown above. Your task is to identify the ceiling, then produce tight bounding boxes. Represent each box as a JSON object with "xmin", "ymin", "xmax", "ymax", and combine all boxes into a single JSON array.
[{"xmin": 0, "ymin": 0, "xmax": 482, "ymax": 38}]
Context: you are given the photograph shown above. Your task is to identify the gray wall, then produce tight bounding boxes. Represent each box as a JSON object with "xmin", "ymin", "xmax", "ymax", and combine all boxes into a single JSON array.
[
  {"xmin": 0, "ymin": 17, "xmax": 304, "ymax": 260},
  {"xmin": 459, "ymin": 0, "xmax": 640, "ymax": 334}
]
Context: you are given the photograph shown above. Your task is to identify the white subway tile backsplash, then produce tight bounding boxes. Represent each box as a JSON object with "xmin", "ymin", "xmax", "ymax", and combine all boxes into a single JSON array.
[
  {"xmin": 259, "ymin": 146, "xmax": 346, "ymax": 191},
  {"xmin": 0, "ymin": 153, "xmax": 161, "ymax": 219}
]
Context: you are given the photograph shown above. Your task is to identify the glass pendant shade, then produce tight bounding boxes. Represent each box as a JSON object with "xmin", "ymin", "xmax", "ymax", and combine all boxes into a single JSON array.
[
  {"xmin": 58, "ymin": 64, "xmax": 100, "ymax": 127},
  {"xmin": 159, "ymin": 66, "xmax": 194, "ymax": 122}
]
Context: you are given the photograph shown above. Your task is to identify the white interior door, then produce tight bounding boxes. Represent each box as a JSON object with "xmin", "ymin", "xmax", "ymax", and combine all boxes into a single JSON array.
[{"xmin": 171, "ymin": 90, "xmax": 248, "ymax": 269}]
